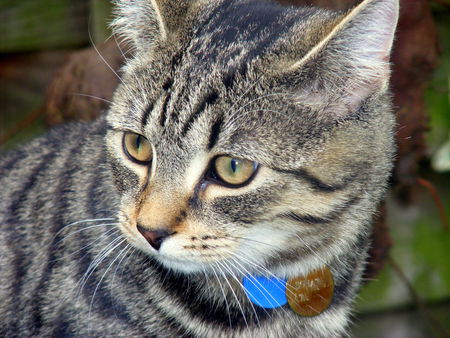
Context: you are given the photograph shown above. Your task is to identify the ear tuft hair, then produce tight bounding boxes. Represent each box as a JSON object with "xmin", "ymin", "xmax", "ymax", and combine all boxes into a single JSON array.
[
  {"xmin": 284, "ymin": 0, "xmax": 399, "ymax": 119},
  {"xmin": 111, "ymin": 0, "xmax": 200, "ymax": 53}
]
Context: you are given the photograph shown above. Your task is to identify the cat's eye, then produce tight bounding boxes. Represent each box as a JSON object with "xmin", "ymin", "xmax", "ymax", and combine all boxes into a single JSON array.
[
  {"xmin": 123, "ymin": 132, "xmax": 153, "ymax": 164},
  {"xmin": 212, "ymin": 156, "xmax": 258, "ymax": 186}
]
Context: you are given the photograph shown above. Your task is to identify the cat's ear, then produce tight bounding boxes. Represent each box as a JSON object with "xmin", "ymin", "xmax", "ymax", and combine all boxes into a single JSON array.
[
  {"xmin": 280, "ymin": 0, "xmax": 399, "ymax": 118},
  {"xmin": 112, "ymin": 0, "xmax": 200, "ymax": 53}
]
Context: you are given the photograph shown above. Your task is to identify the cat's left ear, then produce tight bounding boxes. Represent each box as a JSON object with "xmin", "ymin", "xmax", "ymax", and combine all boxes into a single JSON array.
[
  {"xmin": 278, "ymin": 0, "xmax": 399, "ymax": 118},
  {"xmin": 112, "ymin": 0, "xmax": 202, "ymax": 53}
]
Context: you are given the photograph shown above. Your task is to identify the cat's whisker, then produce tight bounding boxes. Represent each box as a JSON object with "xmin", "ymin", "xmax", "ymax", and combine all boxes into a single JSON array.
[
  {"xmin": 198, "ymin": 244, "xmax": 264, "ymax": 327},
  {"xmin": 208, "ymin": 263, "xmax": 233, "ymax": 328},
  {"xmin": 54, "ymin": 217, "xmax": 116, "ymax": 238},
  {"xmin": 221, "ymin": 247, "xmax": 298, "ymax": 300},
  {"xmin": 294, "ymin": 234, "xmax": 332, "ymax": 270},
  {"xmin": 224, "ymin": 256, "xmax": 277, "ymax": 322},
  {"xmin": 213, "ymin": 261, "xmax": 249, "ymax": 330},
  {"xmin": 113, "ymin": 33, "xmax": 130, "ymax": 62},
  {"xmin": 87, "ymin": 240, "xmax": 128, "ymax": 331},
  {"xmin": 50, "ymin": 228, "xmax": 121, "ymax": 263},
  {"xmin": 57, "ymin": 230, "xmax": 122, "ymax": 307},
  {"xmin": 159, "ymin": 261, "xmax": 172, "ymax": 286},
  {"xmin": 225, "ymin": 92, "xmax": 292, "ymax": 128},
  {"xmin": 77, "ymin": 235, "xmax": 124, "ymax": 298},
  {"xmin": 70, "ymin": 93, "xmax": 113, "ymax": 104},
  {"xmin": 110, "ymin": 245, "xmax": 135, "ymax": 320},
  {"xmin": 216, "ymin": 258, "xmax": 261, "ymax": 327},
  {"xmin": 85, "ymin": 235, "xmax": 124, "ymax": 276},
  {"xmin": 57, "ymin": 222, "xmax": 119, "ymax": 243},
  {"xmin": 227, "ymin": 254, "xmax": 291, "ymax": 307},
  {"xmin": 226, "ymin": 249, "xmax": 276, "ymax": 277},
  {"xmin": 226, "ymin": 234, "xmax": 280, "ymax": 250},
  {"xmin": 224, "ymin": 72, "xmax": 266, "ymax": 117},
  {"xmin": 229, "ymin": 232, "xmax": 333, "ymax": 282},
  {"xmin": 87, "ymin": 20, "xmax": 125, "ymax": 86},
  {"xmin": 230, "ymin": 250, "xmax": 304, "ymax": 301},
  {"xmin": 111, "ymin": 244, "xmax": 134, "ymax": 296}
]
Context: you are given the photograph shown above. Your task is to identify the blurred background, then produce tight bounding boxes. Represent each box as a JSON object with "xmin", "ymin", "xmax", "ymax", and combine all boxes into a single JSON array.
[{"xmin": 0, "ymin": 0, "xmax": 449, "ymax": 336}]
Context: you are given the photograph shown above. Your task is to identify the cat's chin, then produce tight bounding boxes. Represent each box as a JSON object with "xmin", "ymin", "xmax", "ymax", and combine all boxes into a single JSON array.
[{"xmin": 153, "ymin": 254, "xmax": 209, "ymax": 274}]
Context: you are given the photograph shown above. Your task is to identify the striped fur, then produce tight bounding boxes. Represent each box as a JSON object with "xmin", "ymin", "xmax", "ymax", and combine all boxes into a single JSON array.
[{"xmin": 0, "ymin": 0, "xmax": 398, "ymax": 336}]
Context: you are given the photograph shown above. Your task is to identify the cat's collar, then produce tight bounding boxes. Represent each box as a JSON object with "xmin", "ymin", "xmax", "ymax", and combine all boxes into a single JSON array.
[{"xmin": 242, "ymin": 267, "xmax": 334, "ymax": 316}]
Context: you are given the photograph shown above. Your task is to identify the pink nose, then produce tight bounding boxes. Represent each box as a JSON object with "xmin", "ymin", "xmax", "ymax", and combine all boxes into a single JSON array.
[{"xmin": 137, "ymin": 225, "xmax": 176, "ymax": 251}]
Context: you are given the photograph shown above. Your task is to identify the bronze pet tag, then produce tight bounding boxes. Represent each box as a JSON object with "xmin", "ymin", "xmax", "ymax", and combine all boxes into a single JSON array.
[{"xmin": 286, "ymin": 267, "xmax": 334, "ymax": 316}]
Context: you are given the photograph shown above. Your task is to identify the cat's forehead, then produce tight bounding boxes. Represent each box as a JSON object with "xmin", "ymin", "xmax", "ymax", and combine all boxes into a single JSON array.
[{"xmin": 107, "ymin": 1, "xmax": 341, "ymax": 169}]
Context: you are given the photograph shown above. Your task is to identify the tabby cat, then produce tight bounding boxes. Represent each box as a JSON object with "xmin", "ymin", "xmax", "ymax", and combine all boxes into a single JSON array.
[{"xmin": 0, "ymin": 0, "xmax": 398, "ymax": 336}]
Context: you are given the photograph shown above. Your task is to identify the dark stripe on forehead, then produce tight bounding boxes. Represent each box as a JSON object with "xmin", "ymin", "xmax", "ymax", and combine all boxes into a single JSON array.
[
  {"xmin": 207, "ymin": 115, "xmax": 224, "ymax": 150},
  {"xmin": 159, "ymin": 92, "xmax": 172, "ymax": 127},
  {"xmin": 181, "ymin": 90, "xmax": 219, "ymax": 136},
  {"xmin": 190, "ymin": 1, "xmax": 294, "ymax": 69},
  {"xmin": 141, "ymin": 102, "xmax": 154, "ymax": 127},
  {"xmin": 273, "ymin": 168, "xmax": 356, "ymax": 193},
  {"xmin": 222, "ymin": 70, "xmax": 236, "ymax": 89},
  {"xmin": 162, "ymin": 77, "xmax": 174, "ymax": 91},
  {"xmin": 143, "ymin": 78, "xmax": 173, "ymax": 127}
]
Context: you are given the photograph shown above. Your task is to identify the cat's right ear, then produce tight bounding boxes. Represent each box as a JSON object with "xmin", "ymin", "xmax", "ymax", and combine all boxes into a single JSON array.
[
  {"xmin": 112, "ymin": 0, "xmax": 202, "ymax": 53},
  {"xmin": 272, "ymin": 0, "xmax": 399, "ymax": 120}
]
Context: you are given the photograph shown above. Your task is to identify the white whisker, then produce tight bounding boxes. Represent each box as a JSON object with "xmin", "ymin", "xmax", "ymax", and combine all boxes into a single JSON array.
[
  {"xmin": 213, "ymin": 261, "xmax": 249, "ymax": 329},
  {"xmin": 113, "ymin": 33, "xmax": 129, "ymax": 62},
  {"xmin": 57, "ymin": 223, "xmax": 119, "ymax": 242},
  {"xmin": 88, "ymin": 239, "xmax": 128, "ymax": 330},
  {"xmin": 227, "ymin": 255, "xmax": 285, "ymax": 316},
  {"xmin": 54, "ymin": 217, "xmax": 116, "ymax": 238},
  {"xmin": 50, "ymin": 228, "xmax": 120, "ymax": 263},
  {"xmin": 216, "ymin": 258, "xmax": 263, "ymax": 327},
  {"xmin": 70, "ymin": 93, "xmax": 113, "ymax": 104},
  {"xmin": 88, "ymin": 19, "xmax": 125, "ymax": 85},
  {"xmin": 294, "ymin": 234, "xmax": 332, "ymax": 270},
  {"xmin": 77, "ymin": 235, "xmax": 124, "ymax": 298},
  {"xmin": 209, "ymin": 263, "xmax": 233, "ymax": 328},
  {"xmin": 225, "ymin": 92, "xmax": 292, "ymax": 128}
]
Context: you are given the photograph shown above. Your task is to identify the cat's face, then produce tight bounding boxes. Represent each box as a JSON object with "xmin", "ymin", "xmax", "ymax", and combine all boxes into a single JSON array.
[{"xmin": 105, "ymin": 0, "xmax": 396, "ymax": 278}]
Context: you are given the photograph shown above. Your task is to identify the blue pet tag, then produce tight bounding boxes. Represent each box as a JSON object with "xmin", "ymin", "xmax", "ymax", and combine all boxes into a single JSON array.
[{"xmin": 242, "ymin": 275, "xmax": 287, "ymax": 308}]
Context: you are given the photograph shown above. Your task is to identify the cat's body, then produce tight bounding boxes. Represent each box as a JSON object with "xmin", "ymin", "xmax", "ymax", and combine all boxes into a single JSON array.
[{"xmin": 0, "ymin": 0, "xmax": 398, "ymax": 336}]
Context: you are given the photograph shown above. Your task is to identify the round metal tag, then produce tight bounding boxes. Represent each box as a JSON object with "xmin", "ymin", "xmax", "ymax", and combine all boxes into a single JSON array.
[{"xmin": 286, "ymin": 267, "xmax": 334, "ymax": 316}]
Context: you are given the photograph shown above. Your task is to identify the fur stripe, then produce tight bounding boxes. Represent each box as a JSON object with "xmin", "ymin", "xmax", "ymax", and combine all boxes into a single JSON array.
[
  {"xmin": 207, "ymin": 115, "xmax": 223, "ymax": 150},
  {"xmin": 282, "ymin": 211, "xmax": 330, "ymax": 224},
  {"xmin": 5, "ymin": 149, "xmax": 59, "ymax": 333},
  {"xmin": 181, "ymin": 90, "xmax": 219, "ymax": 136},
  {"xmin": 0, "ymin": 148, "xmax": 26, "ymax": 175},
  {"xmin": 29, "ymin": 137, "xmax": 88, "ymax": 334},
  {"xmin": 74, "ymin": 227, "xmax": 132, "ymax": 324},
  {"xmin": 273, "ymin": 168, "xmax": 356, "ymax": 192},
  {"xmin": 281, "ymin": 196, "xmax": 361, "ymax": 226},
  {"xmin": 159, "ymin": 92, "xmax": 172, "ymax": 127},
  {"xmin": 141, "ymin": 102, "xmax": 154, "ymax": 127}
]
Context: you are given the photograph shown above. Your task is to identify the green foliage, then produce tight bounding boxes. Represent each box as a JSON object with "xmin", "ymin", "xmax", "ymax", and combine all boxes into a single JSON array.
[
  {"xmin": 0, "ymin": 0, "xmax": 90, "ymax": 52},
  {"xmin": 426, "ymin": 7, "xmax": 450, "ymax": 155}
]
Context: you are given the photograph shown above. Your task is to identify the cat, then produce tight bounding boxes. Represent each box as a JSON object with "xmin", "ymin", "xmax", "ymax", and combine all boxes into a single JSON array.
[{"xmin": 0, "ymin": 0, "xmax": 398, "ymax": 336}]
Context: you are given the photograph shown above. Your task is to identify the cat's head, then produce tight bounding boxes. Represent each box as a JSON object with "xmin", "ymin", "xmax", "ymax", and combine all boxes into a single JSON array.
[{"xmin": 105, "ymin": 0, "xmax": 398, "ymax": 277}]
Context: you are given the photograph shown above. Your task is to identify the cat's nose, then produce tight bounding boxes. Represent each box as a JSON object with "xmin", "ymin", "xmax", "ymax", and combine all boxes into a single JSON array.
[{"xmin": 137, "ymin": 225, "xmax": 176, "ymax": 251}]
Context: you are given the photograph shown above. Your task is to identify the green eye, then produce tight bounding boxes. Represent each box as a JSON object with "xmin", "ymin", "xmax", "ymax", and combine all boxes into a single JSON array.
[
  {"xmin": 123, "ymin": 132, "xmax": 153, "ymax": 164},
  {"xmin": 213, "ymin": 156, "xmax": 258, "ymax": 186}
]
